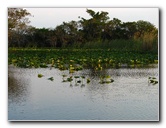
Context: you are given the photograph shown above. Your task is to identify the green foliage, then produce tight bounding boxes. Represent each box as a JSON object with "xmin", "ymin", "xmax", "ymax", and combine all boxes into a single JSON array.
[
  {"xmin": 8, "ymin": 9, "xmax": 158, "ymax": 52},
  {"xmin": 8, "ymin": 8, "xmax": 31, "ymax": 30},
  {"xmin": 38, "ymin": 74, "xmax": 44, "ymax": 78},
  {"xmin": 9, "ymin": 48, "xmax": 158, "ymax": 70},
  {"xmin": 87, "ymin": 78, "xmax": 90, "ymax": 84},
  {"xmin": 48, "ymin": 77, "xmax": 54, "ymax": 81},
  {"xmin": 8, "ymin": 8, "xmax": 32, "ymax": 47},
  {"xmin": 148, "ymin": 77, "xmax": 158, "ymax": 85}
]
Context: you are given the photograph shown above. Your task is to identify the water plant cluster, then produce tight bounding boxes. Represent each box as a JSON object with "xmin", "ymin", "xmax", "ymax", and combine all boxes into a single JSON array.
[
  {"xmin": 38, "ymin": 73, "xmax": 91, "ymax": 87},
  {"xmin": 99, "ymin": 75, "xmax": 114, "ymax": 84},
  {"xmin": 9, "ymin": 48, "xmax": 158, "ymax": 86},
  {"xmin": 62, "ymin": 75, "xmax": 90, "ymax": 85},
  {"xmin": 38, "ymin": 72, "xmax": 115, "ymax": 86},
  {"xmin": 9, "ymin": 48, "xmax": 158, "ymax": 71},
  {"xmin": 148, "ymin": 77, "xmax": 158, "ymax": 85}
]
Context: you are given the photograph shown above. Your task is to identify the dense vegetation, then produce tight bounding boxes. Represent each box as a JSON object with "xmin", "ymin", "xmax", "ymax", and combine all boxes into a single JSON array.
[
  {"xmin": 8, "ymin": 8, "xmax": 158, "ymax": 69},
  {"xmin": 8, "ymin": 8, "xmax": 158, "ymax": 85},
  {"xmin": 9, "ymin": 48, "xmax": 158, "ymax": 69},
  {"xmin": 8, "ymin": 8, "xmax": 158, "ymax": 52}
]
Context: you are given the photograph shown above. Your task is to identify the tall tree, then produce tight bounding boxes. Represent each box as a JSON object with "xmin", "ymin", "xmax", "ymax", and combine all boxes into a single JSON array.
[
  {"xmin": 134, "ymin": 20, "xmax": 156, "ymax": 38},
  {"xmin": 8, "ymin": 8, "xmax": 31, "ymax": 47},
  {"xmin": 79, "ymin": 9, "xmax": 110, "ymax": 42}
]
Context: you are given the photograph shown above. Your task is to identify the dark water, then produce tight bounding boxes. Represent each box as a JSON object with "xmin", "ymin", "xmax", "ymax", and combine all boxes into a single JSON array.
[{"xmin": 8, "ymin": 66, "xmax": 159, "ymax": 121}]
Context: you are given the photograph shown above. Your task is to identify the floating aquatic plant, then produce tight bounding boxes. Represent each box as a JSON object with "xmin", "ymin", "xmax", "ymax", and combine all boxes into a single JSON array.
[
  {"xmin": 9, "ymin": 48, "xmax": 158, "ymax": 87},
  {"xmin": 148, "ymin": 76, "xmax": 158, "ymax": 85},
  {"xmin": 48, "ymin": 77, "xmax": 54, "ymax": 81},
  {"xmin": 99, "ymin": 75, "xmax": 114, "ymax": 84},
  {"xmin": 38, "ymin": 74, "xmax": 44, "ymax": 78},
  {"xmin": 77, "ymin": 80, "xmax": 81, "ymax": 83},
  {"xmin": 67, "ymin": 76, "xmax": 73, "ymax": 82},
  {"xmin": 9, "ymin": 49, "xmax": 158, "ymax": 70},
  {"xmin": 62, "ymin": 74, "xmax": 67, "ymax": 82},
  {"xmin": 87, "ymin": 78, "xmax": 90, "ymax": 84}
]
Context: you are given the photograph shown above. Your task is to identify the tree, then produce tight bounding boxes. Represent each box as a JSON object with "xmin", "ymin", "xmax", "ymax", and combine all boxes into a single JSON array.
[
  {"xmin": 79, "ymin": 9, "xmax": 110, "ymax": 42},
  {"xmin": 134, "ymin": 20, "xmax": 156, "ymax": 38},
  {"xmin": 122, "ymin": 21, "xmax": 137, "ymax": 39},
  {"xmin": 62, "ymin": 21, "xmax": 83, "ymax": 46},
  {"xmin": 31, "ymin": 28, "xmax": 52, "ymax": 47},
  {"xmin": 8, "ymin": 8, "xmax": 31, "ymax": 47},
  {"xmin": 105, "ymin": 18, "xmax": 123, "ymax": 39},
  {"xmin": 54, "ymin": 24, "xmax": 68, "ymax": 47}
]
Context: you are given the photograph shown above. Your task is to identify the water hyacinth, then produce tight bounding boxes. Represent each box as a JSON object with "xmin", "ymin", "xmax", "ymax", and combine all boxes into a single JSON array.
[
  {"xmin": 48, "ymin": 77, "xmax": 54, "ymax": 81},
  {"xmin": 38, "ymin": 74, "xmax": 44, "ymax": 78},
  {"xmin": 87, "ymin": 78, "xmax": 90, "ymax": 84},
  {"xmin": 9, "ymin": 49, "xmax": 158, "ymax": 70},
  {"xmin": 9, "ymin": 48, "xmax": 158, "ymax": 87},
  {"xmin": 148, "ymin": 76, "xmax": 158, "ymax": 85}
]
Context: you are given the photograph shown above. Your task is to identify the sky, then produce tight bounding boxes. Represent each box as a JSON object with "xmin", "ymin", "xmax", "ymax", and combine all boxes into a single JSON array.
[
  {"xmin": 25, "ymin": 8, "xmax": 159, "ymax": 29},
  {"xmin": 1, "ymin": 0, "xmax": 166, "ymax": 127}
]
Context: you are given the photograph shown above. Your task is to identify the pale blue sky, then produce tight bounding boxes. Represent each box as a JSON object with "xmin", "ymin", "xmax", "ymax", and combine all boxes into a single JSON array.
[{"xmin": 26, "ymin": 8, "xmax": 159, "ymax": 29}]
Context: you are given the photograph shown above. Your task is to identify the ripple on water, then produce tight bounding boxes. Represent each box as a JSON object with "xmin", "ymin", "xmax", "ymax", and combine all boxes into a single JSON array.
[{"xmin": 8, "ymin": 67, "xmax": 159, "ymax": 120}]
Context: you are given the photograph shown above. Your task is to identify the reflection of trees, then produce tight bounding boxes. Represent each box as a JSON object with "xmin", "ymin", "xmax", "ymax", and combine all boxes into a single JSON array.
[
  {"xmin": 81, "ymin": 68, "xmax": 121, "ymax": 81},
  {"xmin": 79, "ymin": 68, "xmax": 158, "ymax": 101},
  {"xmin": 84, "ymin": 68, "xmax": 158, "ymax": 78},
  {"xmin": 8, "ymin": 70, "xmax": 29, "ymax": 104},
  {"xmin": 80, "ymin": 69, "xmax": 112, "ymax": 101},
  {"xmin": 81, "ymin": 69, "xmax": 108, "ymax": 78}
]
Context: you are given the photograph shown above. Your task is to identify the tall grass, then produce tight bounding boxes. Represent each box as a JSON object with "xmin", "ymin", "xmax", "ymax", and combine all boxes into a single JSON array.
[
  {"xmin": 22, "ymin": 37, "xmax": 158, "ymax": 53},
  {"xmin": 141, "ymin": 32, "xmax": 158, "ymax": 52},
  {"xmin": 133, "ymin": 30, "xmax": 158, "ymax": 52},
  {"xmin": 67, "ymin": 39, "xmax": 157, "ymax": 52},
  {"xmin": 74, "ymin": 37, "xmax": 157, "ymax": 53}
]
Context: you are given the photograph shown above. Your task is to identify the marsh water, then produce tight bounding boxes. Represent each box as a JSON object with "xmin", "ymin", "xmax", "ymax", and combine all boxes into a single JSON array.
[{"xmin": 8, "ymin": 66, "xmax": 159, "ymax": 121}]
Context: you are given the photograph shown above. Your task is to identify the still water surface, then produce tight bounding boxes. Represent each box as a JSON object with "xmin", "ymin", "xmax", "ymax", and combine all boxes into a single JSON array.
[{"xmin": 8, "ymin": 66, "xmax": 159, "ymax": 121}]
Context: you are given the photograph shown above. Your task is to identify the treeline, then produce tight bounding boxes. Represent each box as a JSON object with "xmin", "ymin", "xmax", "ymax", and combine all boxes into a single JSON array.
[{"xmin": 8, "ymin": 8, "xmax": 158, "ymax": 51}]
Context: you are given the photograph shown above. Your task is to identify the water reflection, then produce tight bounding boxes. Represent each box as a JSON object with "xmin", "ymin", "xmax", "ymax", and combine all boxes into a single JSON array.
[
  {"xmin": 8, "ymin": 69, "xmax": 30, "ymax": 104},
  {"xmin": 80, "ymin": 68, "xmax": 158, "ymax": 78},
  {"xmin": 8, "ymin": 67, "xmax": 159, "ymax": 120}
]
